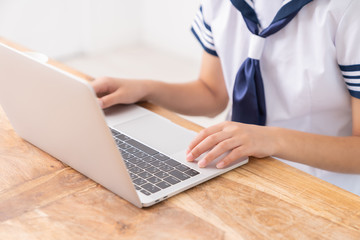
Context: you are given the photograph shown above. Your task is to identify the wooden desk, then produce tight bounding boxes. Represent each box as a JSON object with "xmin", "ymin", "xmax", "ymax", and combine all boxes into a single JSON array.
[{"xmin": 1, "ymin": 38, "xmax": 360, "ymax": 240}]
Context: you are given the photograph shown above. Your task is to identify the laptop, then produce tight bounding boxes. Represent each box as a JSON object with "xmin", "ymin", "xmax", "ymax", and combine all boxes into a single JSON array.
[{"xmin": 0, "ymin": 42, "xmax": 248, "ymax": 208}]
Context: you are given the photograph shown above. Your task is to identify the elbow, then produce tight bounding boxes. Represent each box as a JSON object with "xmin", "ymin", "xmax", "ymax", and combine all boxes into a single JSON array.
[
  {"xmin": 204, "ymin": 100, "xmax": 229, "ymax": 118},
  {"xmin": 353, "ymin": 130, "xmax": 360, "ymax": 137}
]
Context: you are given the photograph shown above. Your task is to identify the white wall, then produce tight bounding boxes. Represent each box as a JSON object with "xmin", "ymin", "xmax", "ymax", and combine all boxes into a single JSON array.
[
  {"xmin": 0, "ymin": 0, "xmax": 201, "ymax": 60},
  {"xmin": 79, "ymin": 0, "xmax": 142, "ymax": 55},
  {"xmin": 0, "ymin": 0, "xmax": 82, "ymax": 58},
  {"xmin": 141, "ymin": 0, "xmax": 202, "ymax": 60}
]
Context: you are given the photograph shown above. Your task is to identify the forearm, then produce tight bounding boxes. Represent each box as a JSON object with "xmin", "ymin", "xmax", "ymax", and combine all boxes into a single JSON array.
[
  {"xmin": 143, "ymin": 79, "xmax": 228, "ymax": 117},
  {"xmin": 272, "ymin": 127, "xmax": 360, "ymax": 173}
]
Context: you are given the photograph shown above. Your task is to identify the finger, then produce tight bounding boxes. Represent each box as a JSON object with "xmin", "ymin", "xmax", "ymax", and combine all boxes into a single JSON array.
[
  {"xmin": 216, "ymin": 146, "xmax": 247, "ymax": 169},
  {"xmin": 91, "ymin": 78, "xmax": 105, "ymax": 93},
  {"xmin": 187, "ymin": 131, "xmax": 231, "ymax": 163},
  {"xmin": 91, "ymin": 77, "xmax": 111, "ymax": 95},
  {"xmin": 186, "ymin": 122, "xmax": 227, "ymax": 159},
  {"xmin": 198, "ymin": 138, "xmax": 241, "ymax": 168},
  {"xmin": 100, "ymin": 91, "xmax": 121, "ymax": 109}
]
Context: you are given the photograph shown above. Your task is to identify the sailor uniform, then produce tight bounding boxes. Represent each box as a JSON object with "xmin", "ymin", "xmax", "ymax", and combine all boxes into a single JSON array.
[{"xmin": 191, "ymin": 0, "xmax": 360, "ymax": 195}]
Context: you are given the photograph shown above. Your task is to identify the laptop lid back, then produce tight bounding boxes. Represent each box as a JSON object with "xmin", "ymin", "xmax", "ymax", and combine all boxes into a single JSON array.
[{"xmin": 0, "ymin": 43, "xmax": 142, "ymax": 207}]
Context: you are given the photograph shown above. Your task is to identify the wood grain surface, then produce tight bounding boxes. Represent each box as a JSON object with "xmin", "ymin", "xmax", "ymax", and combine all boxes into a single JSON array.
[{"xmin": 1, "ymin": 38, "xmax": 360, "ymax": 240}]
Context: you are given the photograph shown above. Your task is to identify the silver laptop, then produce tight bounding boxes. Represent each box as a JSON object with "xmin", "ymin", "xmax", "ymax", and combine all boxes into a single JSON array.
[{"xmin": 0, "ymin": 42, "xmax": 248, "ymax": 207}]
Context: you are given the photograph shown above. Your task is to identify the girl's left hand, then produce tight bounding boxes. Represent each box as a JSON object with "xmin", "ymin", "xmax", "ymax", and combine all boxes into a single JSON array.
[{"xmin": 186, "ymin": 121, "xmax": 278, "ymax": 168}]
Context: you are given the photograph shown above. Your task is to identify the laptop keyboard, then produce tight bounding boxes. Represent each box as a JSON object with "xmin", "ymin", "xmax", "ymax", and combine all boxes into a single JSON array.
[{"xmin": 110, "ymin": 128, "xmax": 200, "ymax": 196}]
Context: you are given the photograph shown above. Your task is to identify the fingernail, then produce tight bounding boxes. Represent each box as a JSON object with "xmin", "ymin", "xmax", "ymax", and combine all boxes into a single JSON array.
[
  {"xmin": 186, "ymin": 152, "xmax": 194, "ymax": 162},
  {"xmin": 216, "ymin": 161, "xmax": 225, "ymax": 169},
  {"xmin": 198, "ymin": 159, "xmax": 206, "ymax": 168}
]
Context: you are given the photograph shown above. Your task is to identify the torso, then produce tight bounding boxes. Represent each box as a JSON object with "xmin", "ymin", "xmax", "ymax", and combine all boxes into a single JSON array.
[{"xmin": 199, "ymin": 0, "xmax": 360, "ymax": 195}]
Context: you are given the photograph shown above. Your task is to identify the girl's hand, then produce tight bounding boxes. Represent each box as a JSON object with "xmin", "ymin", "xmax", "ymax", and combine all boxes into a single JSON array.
[
  {"xmin": 186, "ymin": 121, "xmax": 278, "ymax": 168},
  {"xmin": 91, "ymin": 77, "xmax": 149, "ymax": 109}
]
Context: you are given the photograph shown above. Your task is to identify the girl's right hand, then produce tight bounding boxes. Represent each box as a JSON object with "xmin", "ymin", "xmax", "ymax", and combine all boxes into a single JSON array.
[{"xmin": 91, "ymin": 77, "xmax": 149, "ymax": 109}]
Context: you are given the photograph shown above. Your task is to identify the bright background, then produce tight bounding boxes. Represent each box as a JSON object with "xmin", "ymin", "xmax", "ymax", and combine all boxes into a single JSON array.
[{"xmin": 0, "ymin": 0, "xmax": 229, "ymax": 127}]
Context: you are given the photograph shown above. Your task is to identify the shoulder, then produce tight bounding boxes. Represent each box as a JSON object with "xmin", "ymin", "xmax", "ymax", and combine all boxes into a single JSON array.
[
  {"xmin": 312, "ymin": 0, "xmax": 357, "ymax": 21},
  {"xmin": 200, "ymin": 0, "xmax": 234, "ymax": 23}
]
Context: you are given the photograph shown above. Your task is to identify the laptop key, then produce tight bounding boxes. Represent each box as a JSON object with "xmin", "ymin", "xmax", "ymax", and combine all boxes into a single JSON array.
[
  {"xmin": 142, "ymin": 156, "xmax": 156, "ymax": 163},
  {"xmin": 169, "ymin": 170, "xmax": 190, "ymax": 181},
  {"xmin": 184, "ymin": 169, "xmax": 200, "ymax": 177},
  {"xmin": 153, "ymin": 153, "xmax": 170, "ymax": 161},
  {"xmin": 142, "ymin": 183, "xmax": 161, "ymax": 193},
  {"xmin": 129, "ymin": 166, "xmax": 143, "ymax": 174},
  {"xmin": 115, "ymin": 139, "xmax": 123, "ymax": 146},
  {"xmin": 128, "ymin": 157, "xmax": 143, "ymax": 165},
  {"xmin": 127, "ymin": 139, "xmax": 159, "ymax": 156},
  {"xmin": 118, "ymin": 143, "xmax": 132, "ymax": 150},
  {"xmin": 156, "ymin": 181, "xmax": 171, "ymax": 189},
  {"xmin": 133, "ymin": 178, "xmax": 147, "ymax": 186},
  {"xmin": 148, "ymin": 176, "xmax": 162, "ymax": 184},
  {"xmin": 133, "ymin": 151, "xmax": 148, "ymax": 159},
  {"xmin": 126, "ymin": 147, "xmax": 140, "ymax": 154},
  {"xmin": 175, "ymin": 164, "xmax": 190, "ymax": 172},
  {"xmin": 129, "ymin": 172, "xmax": 137, "ymax": 180},
  {"xmin": 136, "ymin": 161, "xmax": 152, "ymax": 169},
  {"xmin": 138, "ymin": 171, "xmax": 153, "ymax": 179},
  {"xmin": 159, "ymin": 165, "xmax": 174, "ymax": 172},
  {"xmin": 125, "ymin": 162, "xmax": 135, "ymax": 169},
  {"xmin": 154, "ymin": 171, "xmax": 169, "ymax": 178},
  {"xmin": 165, "ymin": 159, "xmax": 181, "ymax": 167},
  {"xmin": 140, "ymin": 189, "xmax": 151, "ymax": 196},
  {"xmin": 122, "ymin": 152, "xmax": 134, "ymax": 160},
  {"xmin": 145, "ymin": 166, "xmax": 160, "ymax": 174},
  {"xmin": 150, "ymin": 160, "xmax": 167, "ymax": 168},
  {"xmin": 117, "ymin": 134, "xmax": 131, "ymax": 141},
  {"xmin": 164, "ymin": 176, "xmax": 180, "ymax": 185}
]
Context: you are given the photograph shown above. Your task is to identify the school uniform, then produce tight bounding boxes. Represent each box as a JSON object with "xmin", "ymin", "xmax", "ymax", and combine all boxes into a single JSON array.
[{"xmin": 191, "ymin": 0, "xmax": 360, "ymax": 195}]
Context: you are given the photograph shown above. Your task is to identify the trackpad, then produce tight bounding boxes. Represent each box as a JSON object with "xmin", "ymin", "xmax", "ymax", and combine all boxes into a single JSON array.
[{"xmin": 113, "ymin": 114, "xmax": 197, "ymax": 155}]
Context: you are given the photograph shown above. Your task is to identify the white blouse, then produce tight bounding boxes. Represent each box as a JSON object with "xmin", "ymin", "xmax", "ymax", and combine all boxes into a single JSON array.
[{"xmin": 191, "ymin": 0, "xmax": 360, "ymax": 195}]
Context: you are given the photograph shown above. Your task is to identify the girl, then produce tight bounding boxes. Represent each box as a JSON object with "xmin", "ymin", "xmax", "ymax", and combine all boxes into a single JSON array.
[{"xmin": 91, "ymin": 0, "xmax": 360, "ymax": 195}]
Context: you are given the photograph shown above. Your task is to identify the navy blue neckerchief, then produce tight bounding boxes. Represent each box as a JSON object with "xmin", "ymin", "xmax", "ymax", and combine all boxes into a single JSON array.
[{"xmin": 230, "ymin": 0, "xmax": 313, "ymax": 125}]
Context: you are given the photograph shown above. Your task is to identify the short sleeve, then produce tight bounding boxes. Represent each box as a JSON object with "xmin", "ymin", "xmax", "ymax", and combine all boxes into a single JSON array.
[
  {"xmin": 336, "ymin": 0, "xmax": 360, "ymax": 99},
  {"xmin": 191, "ymin": 3, "xmax": 218, "ymax": 57}
]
